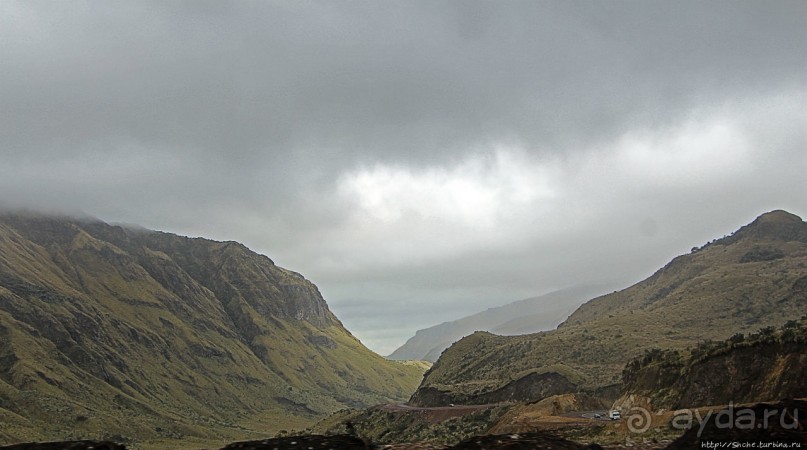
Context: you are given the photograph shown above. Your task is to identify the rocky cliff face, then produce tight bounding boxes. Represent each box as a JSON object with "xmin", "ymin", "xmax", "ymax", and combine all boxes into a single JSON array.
[
  {"xmin": 615, "ymin": 318, "xmax": 807, "ymax": 411},
  {"xmin": 410, "ymin": 370, "xmax": 577, "ymax": 407},
  {"xmin": 410, "ymin": 210, "xmax": 807, "ymax": 407},
  {"xmin": 666, "ymin": 399, "xmax": 807, "ymax": 450},
  {"xmin": 0, "ymin": 212, "xmax": 424, "ymax": 447}
]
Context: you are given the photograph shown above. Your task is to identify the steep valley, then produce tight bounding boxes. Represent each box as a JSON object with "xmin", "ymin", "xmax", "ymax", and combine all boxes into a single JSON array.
[
  {"xmin": 0, "ymin": 213, "xmax": 424, "ymax": 448},
  {"xmin": 3, "ymin": 209, "xmax": 806, "ymax": 449}
]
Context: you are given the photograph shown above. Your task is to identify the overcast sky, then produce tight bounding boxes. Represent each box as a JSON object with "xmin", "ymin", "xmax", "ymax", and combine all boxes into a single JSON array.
[{"xmin": 1, "ymin": 1, "xmax": 805, "ymax": 355}]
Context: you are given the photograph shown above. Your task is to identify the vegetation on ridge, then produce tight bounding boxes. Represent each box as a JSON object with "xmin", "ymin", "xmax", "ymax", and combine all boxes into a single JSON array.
[
  {"xmin": 0, "ymin": 213, "xmax": 424, "ymax": 448},
  {"xmin": 619, "ymin": 316, "xmax": 807, "ymax": 409},
  {"xmin": 412, "ymin": 210, "xmax": 807, "ymax": 406}
]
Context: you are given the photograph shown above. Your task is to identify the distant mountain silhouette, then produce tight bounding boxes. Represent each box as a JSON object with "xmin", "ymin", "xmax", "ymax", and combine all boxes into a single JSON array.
[{"xmin": 388, "ymin": 285, "xmax": 614, "ymax": 362}]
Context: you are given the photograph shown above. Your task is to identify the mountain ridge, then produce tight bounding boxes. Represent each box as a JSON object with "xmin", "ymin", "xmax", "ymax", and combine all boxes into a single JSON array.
[
  {"xmin": 0, "ymin": 212, "xmax": 424, "ymax": 448},
  {"xmin": 388, "ymin": 285, "xmax": 614, "ymax": 362},
  {"xmin": 410, "ymin": 210, "xmax": 807, "ymax": 407}
]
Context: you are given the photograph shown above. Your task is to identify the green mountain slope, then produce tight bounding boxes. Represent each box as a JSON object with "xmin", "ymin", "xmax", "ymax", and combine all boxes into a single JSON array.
[
  {"xmin": 411, "ymin": 210, "xmax": 807, "ymax": 406},
  {"xmin": 0, "ymin": 213, "xmax": 424, "ymax": 448}
]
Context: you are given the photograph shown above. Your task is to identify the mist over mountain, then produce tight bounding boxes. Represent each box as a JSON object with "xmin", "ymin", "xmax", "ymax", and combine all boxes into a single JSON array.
[
  {"xmin": 387, "ymin": 285, "xmax": 615, "ymax": 362},
  {"xmin": 1, "ymin": 1, "xmax": 804, "ymax": 356},
  {"xmin": 1, "ymin": 2, "xmax": 804, "ymax": 448},
  {"xmin": 411, "ymin": 210, "xmax": 807, "ymax": 407},
  {"xmin": 0, "ymin": 212, "xmax": 423, "ymax": 447}
]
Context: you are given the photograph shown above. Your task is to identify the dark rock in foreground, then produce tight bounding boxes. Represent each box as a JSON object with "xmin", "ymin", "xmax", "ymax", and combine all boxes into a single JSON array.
[
  {"xmin": 0, "ymin": 442, "xmax": 126, "ymax": 450},
  {"xmin": 218, "ymin": 432, "xmax": 603, "ymax": 450},
  {"xmin": 666, "ymin": 399, "xmax": 807, "ymax": 449},
  {"xmin": 448, "ymin": 432, "xmax": 603, "ymax": 449},
  {"xmin": 219, "ymin": 434, "xmax": 370, "ymax": 449}
]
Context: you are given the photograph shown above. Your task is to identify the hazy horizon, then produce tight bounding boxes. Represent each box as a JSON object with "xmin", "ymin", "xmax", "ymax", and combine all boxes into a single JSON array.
[{"xmin": 1, "ymin": 1, "xmax": 805, "ymax": 354}]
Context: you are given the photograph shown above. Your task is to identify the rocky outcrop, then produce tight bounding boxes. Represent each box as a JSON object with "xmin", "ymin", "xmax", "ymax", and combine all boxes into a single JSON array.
[
  {"xmin": 0, "ymin": 442, "xmax": 126, "ymax": 450},
  {"xmin": 1, "ymin": 433, "xmax": 607, "ymax": 450},
  {"xmin": 219, "ymin": 434, "xmax": 369, "ymax": 449},
  {"xmin": 666, "ymin": 399, "xmax": 807, "ymax": 449},
  {"xmin": 449, "ymin": 433, "xmax": 603, "ymax": 450},
  {"xmin": 477, "ymin": 371, "xmax": 577, "ymax": 405},
  {"xmin": 410, "ymin": 371, "xmax": 577, "ymax": 407},
  {"xmin": 616, "ymin": 319, "xmax": 807, "ymax": 411},
  {"xmin": 675, "ymin": 343, "xmax": 807, "ymax": 409}
]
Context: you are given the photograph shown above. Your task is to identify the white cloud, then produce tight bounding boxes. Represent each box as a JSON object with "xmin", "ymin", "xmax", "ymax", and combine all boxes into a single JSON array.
[
  {"xmin": 329, "ymin": 92, "xmax": 790, "ymax": 281},
  {"xmin": 616, "ymin": 117, "xmax": 751, "ymax": 187},
  {"xmin": 331, "ymin": 147, "xmax": 560, "ymax": 268},
  {"xmin": 338, "ymin": 147, "xmax": 556, "ymax": 227}
]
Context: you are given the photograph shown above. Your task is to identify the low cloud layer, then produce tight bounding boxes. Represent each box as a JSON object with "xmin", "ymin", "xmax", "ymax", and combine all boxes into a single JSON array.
[{"xmin": 2, "ymin": 1, "xmax": 805, "ymax": 354}]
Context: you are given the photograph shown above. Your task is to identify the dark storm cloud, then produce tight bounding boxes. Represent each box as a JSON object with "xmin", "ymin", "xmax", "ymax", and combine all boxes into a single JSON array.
[
  {"xmin": 4, "ymin": 1, "xmax": 802, "ymax": 162},
  {"xmin": 1, "ymin": 1, "xmax": 805, "ymax": 353}
]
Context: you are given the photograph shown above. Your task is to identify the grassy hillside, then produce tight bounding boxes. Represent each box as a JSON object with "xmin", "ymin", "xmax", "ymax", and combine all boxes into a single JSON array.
[
  {"xmin": 411, "ymin": 210, "xmax": 807, "ymax": 406},
  {"xmin": 0, "ymin": 213, "xmax": 424, "ymax": 448}
]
